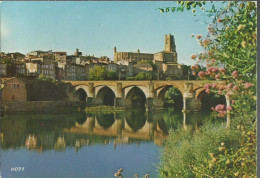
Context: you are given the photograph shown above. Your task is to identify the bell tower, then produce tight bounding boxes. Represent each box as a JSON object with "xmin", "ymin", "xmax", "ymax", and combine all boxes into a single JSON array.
[{"xmin": 164, "ymin": 34, "xmax": 176, "ymax": 52}]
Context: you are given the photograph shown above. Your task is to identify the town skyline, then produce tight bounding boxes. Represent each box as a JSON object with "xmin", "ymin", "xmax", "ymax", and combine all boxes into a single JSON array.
[{"xmin": 1, "ymin": 1, "xmax": 212, "ymax": 65}]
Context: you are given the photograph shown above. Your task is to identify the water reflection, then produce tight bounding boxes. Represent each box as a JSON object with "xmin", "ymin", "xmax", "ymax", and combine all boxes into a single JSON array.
[{"xmin": 1, "ymin": 109, "xmax": 207, "ymax": 151}]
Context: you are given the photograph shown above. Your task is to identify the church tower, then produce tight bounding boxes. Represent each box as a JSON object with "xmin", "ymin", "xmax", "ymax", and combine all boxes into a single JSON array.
[{"xmin": 164, "ymin": 34, "xmax": 176, "ymax": 52}]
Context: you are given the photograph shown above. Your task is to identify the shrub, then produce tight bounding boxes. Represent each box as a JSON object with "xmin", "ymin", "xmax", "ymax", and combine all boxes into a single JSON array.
[
  {"xmin": 135, "ymin": 72, "xmax": 152, "ymax": 80},
  {"xmin": 158, "ymin": 122, "xmax": 241, "ymax": 178}
]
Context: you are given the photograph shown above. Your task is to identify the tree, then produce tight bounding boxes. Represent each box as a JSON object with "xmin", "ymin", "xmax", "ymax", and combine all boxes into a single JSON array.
[
  {"xmin": 88, "ymin": 65, "xmax": 107, "ymax": 80},
  {"xmin": 107, "ymin": 71, "xmax": 118, "ymax": 80},
  {"xmin": 135, "ymin": 72, "xmax": 152, "ymax": 80},
  {"xmin": 158, "ymin": 1, "xmax": 256, "ymax": 177},
  {"xmin": 164, "ymin": 87, "xmax": 183, "ymax": 109}
]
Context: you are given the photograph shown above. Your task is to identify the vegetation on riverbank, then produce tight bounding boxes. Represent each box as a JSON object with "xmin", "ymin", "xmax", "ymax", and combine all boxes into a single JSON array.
[
  {"xmin": 85, "ymin": 106, "xmax": 125, "ymax": 113},
  {"xmin": 26, "ymin": 74, "xmax": 69, "ymax": 101},
  {"xmin": 158, "ymin": 1, "xmax": 256, "ymax": 177}
]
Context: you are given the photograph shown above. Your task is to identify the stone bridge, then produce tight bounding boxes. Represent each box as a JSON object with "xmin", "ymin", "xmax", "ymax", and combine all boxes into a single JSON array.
[{"xmin": 65, "ymin": 80, "xmax": 227, "ymax": 111}]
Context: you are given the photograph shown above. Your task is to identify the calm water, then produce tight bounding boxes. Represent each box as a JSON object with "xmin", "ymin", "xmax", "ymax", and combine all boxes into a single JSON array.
[{"xmin": 0, "ymin": 109, "xmax": 215, "ymax": 178}]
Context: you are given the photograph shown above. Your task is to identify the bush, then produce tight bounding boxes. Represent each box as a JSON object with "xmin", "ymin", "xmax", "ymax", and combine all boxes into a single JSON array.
[
  {"xmin": 26, "ymin": 78, "xmax": 68, "ymax": 101},
  {"xmin": 107, "ymin": 71, "xmax": 118, "ymax": 80},
  {"xmin": 126, "ymin": 77, "xmax": 135, "ymax": 80},
  {"xmin": 89, "ymin": 65, "xmax": 107, "ymax": 80},
  {"xmin": 135, "ymin": 72, "xmax": 152, "ymax": 80},
  {"xmin": 158, "ymin": 122, "xmax": 241, "ymax": 177}
]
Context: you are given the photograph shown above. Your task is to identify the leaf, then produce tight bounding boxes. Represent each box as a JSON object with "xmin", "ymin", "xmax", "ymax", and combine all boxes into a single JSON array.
[
  {"xmin": 171, "ymin": 7, "xmax": 176, "ymax": 12},
  {"xmin": 166, "ymin": 8, "xmax": 170, "ymax": 12},
  {"xmin": 160, "ymin": 9, "xmax": 164, "ymax": 14}
]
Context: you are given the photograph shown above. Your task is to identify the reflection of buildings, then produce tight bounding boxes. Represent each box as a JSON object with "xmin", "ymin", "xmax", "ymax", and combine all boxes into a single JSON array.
[
  {"xmin": 1, "ymin": 118, "xmax": 26, "ymax": 149},
  {"xmin": 1, "ymin": 111, "xmax": 201, "ymax": 151},
  {"xmin": 54, "ymin": 136, "xmax": 66, "ymax": 151},
  {"xmin": 25, "ymin": 134, "xmax": 37, "ymax": 148},
  {"xmin": 64, "ymin": 113, "xmax": 168, "ymax": 147}
]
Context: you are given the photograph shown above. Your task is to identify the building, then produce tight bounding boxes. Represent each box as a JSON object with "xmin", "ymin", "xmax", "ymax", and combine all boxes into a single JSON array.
[
  {"xmin": 27, "ymin": 50, "xmax": 53, "ymax": 57},
  {"xmin": 114, "ymin": 47, "xmax": 154, "ymax": 63},
  {"xmin": 74, "ymin": 48, "xmax": 82, "ymax": 57},
  {"xmin": 15, "ymin": 62, "xmax": 27, "ymax": 77},
  {"xmin": 1, "ymin": 77, "xmax": 27, "ymax": 101},
  {"xmin": 0, "ymin": 63, "xmax": 8, "ymax": 77},
  {"xmin": 54, "ymin": 52, "xmax": 67, "ymax": 63},
  {"xmin": 114, "ymin": 33, "xmax": 183, "ymax": 79},
  {"xmin": 26, "ymin": 56, "xmax": 55, "ymax": 79},
  {"xmin": 133, "ymin": 63, "xmax": 153, "ymax": 75},
  {"xmin": 64, "ymin": 63, "xmax": 86, "ymax": 80},
  {"xmin": 9, "ymin": 52, "xmax": 25, "ymax": 61}
]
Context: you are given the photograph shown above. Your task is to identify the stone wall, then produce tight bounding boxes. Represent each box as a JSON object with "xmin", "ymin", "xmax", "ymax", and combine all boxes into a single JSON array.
[{"xmin": 1, "ymin": 101, "xmax": 85, "ymax": 113}]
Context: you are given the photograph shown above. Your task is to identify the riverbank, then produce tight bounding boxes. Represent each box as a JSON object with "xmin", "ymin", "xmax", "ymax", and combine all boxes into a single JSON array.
[
  {"xmin": 1, "ymin": 101, "xmax": 86, "ymax": 113},
  {"xmin": 85, "ymin": 106, "xmax": 125, "ymax": 113}
]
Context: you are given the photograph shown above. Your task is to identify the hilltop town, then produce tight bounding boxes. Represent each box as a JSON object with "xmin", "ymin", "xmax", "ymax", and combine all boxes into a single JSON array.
[{"xmin": 0, "ymin": 34, "xmax": 188, "ymax": 81}]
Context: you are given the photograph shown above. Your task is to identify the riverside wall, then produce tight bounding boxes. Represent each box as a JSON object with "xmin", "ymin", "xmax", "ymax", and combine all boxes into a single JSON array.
[{"xmin": 0, "ymin": 101, "xmax": 86, "ymax": 113}]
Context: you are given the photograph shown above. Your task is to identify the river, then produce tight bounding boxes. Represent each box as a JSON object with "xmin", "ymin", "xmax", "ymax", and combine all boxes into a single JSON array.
[{"xmin": 0, "ymin": 109, "xmax": 220, "ymax": 178}]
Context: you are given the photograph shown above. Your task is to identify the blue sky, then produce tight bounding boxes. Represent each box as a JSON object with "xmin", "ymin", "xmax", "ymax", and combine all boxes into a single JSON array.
[{"xmin": 1, "ymin": 1, "xmax": 213, "ymax": 65}]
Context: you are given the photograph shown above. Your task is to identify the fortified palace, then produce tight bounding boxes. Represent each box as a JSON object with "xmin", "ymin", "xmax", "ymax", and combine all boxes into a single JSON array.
[{"xmin": 114, "ymin": 34, "xmax": 183, "ymax": 79}]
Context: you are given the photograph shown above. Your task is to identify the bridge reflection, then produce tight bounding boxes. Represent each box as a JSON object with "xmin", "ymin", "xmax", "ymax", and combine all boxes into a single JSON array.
[{"xmin": 1, "ymin": 110, "xmax": 205, "ymax": 152}]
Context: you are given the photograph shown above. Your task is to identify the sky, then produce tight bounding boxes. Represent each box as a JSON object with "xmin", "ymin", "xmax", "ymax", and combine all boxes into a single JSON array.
[{"xmin": 0, "ymin": 1, "xmax": 214, "ymax": 65}]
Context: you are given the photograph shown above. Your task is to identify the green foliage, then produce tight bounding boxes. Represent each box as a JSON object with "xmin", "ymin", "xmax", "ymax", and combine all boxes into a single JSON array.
[
  {"xmin": 26, "ymin": 78, "xmax": 68, "ymax": 101},
  {"xmin": 158, "ymin": 1, "xmax": 256, "ymax": 177},
  {"xmin": 158, "ymin": 122, "xmax": 241, "ymax": 178},
  {"xmin": 164, "ymin": 87, "xmax": 183, "ymax": 110},
  {"xmin": 137, "ymin": 60, "xmax": 152, "ymax": 65},
  {"xmin": 89, "ymin": 65, "xmax": 107, "ymax": 80},
  {"xmin": 191, "ymin": 126, "xmax": 256, "ymax": 177},
  {"xmin": 135, "ymin": 72, "xmax": 152, "ymax": 80},
  {"xmin": 165, "ymin": 77, "xmax": 172, "ymax": 81},
  {"xmin": 126, "ymin": 77, "xmax": 136, "ymax": 80},
  {"xmin": 85, "ymin": 106, "xmax": 124, "ymax": 114},
  {"xmin": 0, "ymin": 58, "xmax": 13, "ymax": 64},
  {"xmin": 107, "ymin": 71, "xmax": 118, "ymax": 80}
]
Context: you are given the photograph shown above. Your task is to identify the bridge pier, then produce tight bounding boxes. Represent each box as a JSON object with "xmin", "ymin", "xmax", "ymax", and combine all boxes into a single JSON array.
[
  {"xmin": 183, "ymin": 83, "xmax": 201, "ymax": 112},
  {"xmin": 114, "ymin": 82, "xmax": 125, "ymax": 107},
  {"xmin": 152, "ymin": 98, "xmax": 164, "ymax": 109},
  {"xmin": 146, "ymin": 98, "xmax": 154, "ymax": 111},
  {"xmin": 86, "ymin": 82, "xmax": 95, "ymax": 106},
  {"xmin": 114, "ymin": 98, "xmax": 124, "ymax": 107}
]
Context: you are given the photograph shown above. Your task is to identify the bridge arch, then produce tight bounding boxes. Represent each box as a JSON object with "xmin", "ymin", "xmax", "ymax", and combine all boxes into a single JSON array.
[
  {"xmin": 154, "ymin": 85, "xmax": 184, "ymax": 97},
  {"xmin": 74, "ymin": 85, "xmax": 89, "ymax": 101},
  {"xmin": 197, "ymin": 89, "xmax": 226, "ymax": 111},
  {"xmin": 124, "ymin": 86, "xmax": 147, "ymax": 108},
  {"xmin": 124, "ymin": 85, "xmax": 148, "ymax": 98},
  {"xmin": 156, "ymin": 85, "xmax": 183, "ymax": 109},
  {"xmin": 95, "ymin": 86, "xmax": 116, "ymax": 106}
]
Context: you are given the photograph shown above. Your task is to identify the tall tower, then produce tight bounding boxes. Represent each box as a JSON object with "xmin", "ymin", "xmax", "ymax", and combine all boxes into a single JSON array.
[{"xmin": 164, "ymin": 34, "xmax": 176, "ymax": 52}]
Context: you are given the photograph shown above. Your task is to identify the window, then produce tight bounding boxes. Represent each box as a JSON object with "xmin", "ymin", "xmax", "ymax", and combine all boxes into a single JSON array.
[{"xmin": 10, "ymin": 83, "xmax": 19, "ymax": 88}]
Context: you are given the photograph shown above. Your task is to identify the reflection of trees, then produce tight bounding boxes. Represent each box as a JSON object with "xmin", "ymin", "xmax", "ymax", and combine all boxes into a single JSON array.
[
  {"xmin": 1, "ymin": 109, "xmax": 210, "ymax": 150},
  {"xmin": 125, "ymin": 110, "xmax": 146, "ymax": 132},
  {"xmin": 153, "ymin": 110, "xmax": 183, "ymax": 133},
  {"xmin": 96, "ymin": 113, "xmax": 115, "ymax": 129},
  {"xmin": 75, "ymin": 113, "xmax": 87, "ymax": 125}
]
